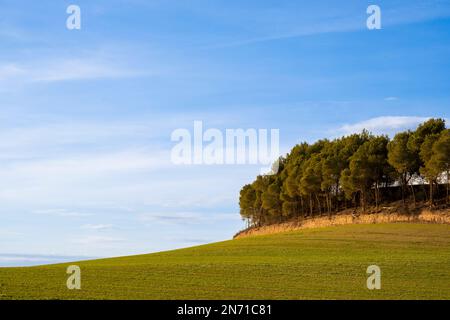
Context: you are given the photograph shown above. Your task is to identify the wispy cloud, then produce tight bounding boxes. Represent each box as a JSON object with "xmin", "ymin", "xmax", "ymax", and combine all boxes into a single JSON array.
[
  {"xmin": 0, "ymin": 149, "xmax": 171, "ymax": 207},
  {"xmin": 0, "ymin": 64, "xmax": 26, "ymax": 80},
  {"xmin": 0, "ymin": 58, "xmax": 143, "ymax": 86},
  {"xmin": 337, "ymin": 116, "xmax": 431, "ymax": 136},
  {"xmin": 0, "ymin": 44, "xmax": 159, "ymax": 91},
  {"xmin": 0, "ymin": 253, "xmax": 94, "ymax": 267},
  {"xmin": 384, "ymin": 97, "xmax": 399, "ymax": 101},
  {"xmin": 0, "ymin": 229, "xmax": 24, "ymax": 237},
  {"xmin": 81, "ymin": 224, "xmax": 114, "ymax": 231},
  {"xmin": 139, "ymin": 212, "xmax": 202, "ymax": 224},
  {"xmin": 0, "ymin": 22, "xmax": 29, "ymax": 41},
  {"xmin": 206, "ymin": 1, "xmax": 450, "ymax": 48},
  {"xmin": 2, "ymin": 149, "xmax": 169, "ymax": 177},
  {"xmin": 0, "ymin": 122, "xmax": 150, "ymax": 152},
  {"xmin": 0, "ymin": 115, "xmax": 246, "ymax": 211},
  {"xmin": 33, "ymin": 209, "xmax": 93, "ymax": 217},
  {"xmin": 139, "ymin": 212, "xmax": 238, "ymax": 224},
  {"xmin": 71, "ymin": 235, "xmax": 125, "ymax": 245},
  {"xmin": 172, "ymin": 237, "xmax": 212, "ymax": 245},
  {"xmin": 32, "ymin": 59, "xmax": 142, "ymax": 82}
]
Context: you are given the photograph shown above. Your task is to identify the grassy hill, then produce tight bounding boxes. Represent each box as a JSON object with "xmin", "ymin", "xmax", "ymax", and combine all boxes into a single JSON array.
[{"xmin": 1, "ymin": 223, "xmax": 449, "ymax": 300}]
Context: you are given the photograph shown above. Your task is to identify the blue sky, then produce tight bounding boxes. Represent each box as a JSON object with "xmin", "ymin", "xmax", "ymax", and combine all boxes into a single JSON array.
[{"xmin": 0, "ymin": 0, "xmax": 449, "ymax": 266}]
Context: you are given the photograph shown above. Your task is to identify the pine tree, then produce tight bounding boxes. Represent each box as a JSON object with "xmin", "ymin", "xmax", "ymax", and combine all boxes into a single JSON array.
[
  {"xmin": 430, "ymin": 130, "xmax": 450, "ymax": 204},
  {"xmin": 388, "ymin": 131, "xmax": 419, "ymax": 206},
  {"xmin": 420, "ymin": 134, "xmax": 441, "ymax": 207}
]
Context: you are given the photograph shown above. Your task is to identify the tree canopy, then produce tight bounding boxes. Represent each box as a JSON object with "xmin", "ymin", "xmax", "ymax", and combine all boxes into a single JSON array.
[{"xmin": 239, "ymin": 119, "xmax": 449, "ymax": 227}]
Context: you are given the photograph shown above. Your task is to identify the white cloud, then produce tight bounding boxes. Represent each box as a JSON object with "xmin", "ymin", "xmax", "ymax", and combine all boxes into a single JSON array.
[
  {"xmin": 0, "ymin": 255, "xmax": 56, "ymax": 263},
  {"xmin": 0, "ymin": 116, "xmax": 250, "ymax": 210},
  {"xmin": 71, "ymin": 235, "xmax": 124, "ymax": 245},
  {"xmin": 3, "ymin": 149, "xmax": 169, "ymax": 177},
  {"xmin": 0, "ymin": 229, "xmax": 24, "ymax": 237},
  {"xmin": 0, "ymin": 120, "xmax": 172, "ymax": 177},
  {"xmin": 338, "ymin": 116, "xmax": 431, "ymax": 136},
  {"xmin": 384, "ymin": 97, "xmax": 399, "ymax": 101},
  {"xmin": 33, "ymin": 209, "xmax": 93, "ymax": 217},
  {"xmin": 31, "ymin": 58, "xmax": 141, "ymax": 82},
  {"xmin": 0, "ymin": 253, "xmax": 93, "ymax": 267},
  {"xmin": 0, "ymin": 119, "xmax": 178, "ymax": 164},
  {"xmin": 81, "ymin": 224, "xmax": 113, "ymax": 230},
  {"xmin": 0, "ymin": 64, "xmax": 26, "ymax": 80},
  {"xmin": 206, "ymin": 1, "xmax": 450, "ymax": 48},
  {"xmin": 0, "ymin": 25, "xmax": 29, "ymax": 41},
  {"xmin": 0, "ymin": 149, "xmax": 172, "ymax": 207},
  {"xmin": 0, "ymin": 56, "xmax": 148, "ymax": 90},
  {"xmin": 139, "ymin": 212, "xmax": 239, "ymax": 224}
]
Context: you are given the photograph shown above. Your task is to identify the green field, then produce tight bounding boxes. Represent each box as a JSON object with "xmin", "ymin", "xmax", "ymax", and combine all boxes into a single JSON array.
[{"xmin": 1, "ymin": 223, "xmax": 449, "ymax": 300}]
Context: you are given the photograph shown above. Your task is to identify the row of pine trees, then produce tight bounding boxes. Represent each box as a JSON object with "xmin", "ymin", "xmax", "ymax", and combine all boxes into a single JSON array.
[{"xmin": 239, "ymin": 119, "xmax": 450, "ymax": 227}]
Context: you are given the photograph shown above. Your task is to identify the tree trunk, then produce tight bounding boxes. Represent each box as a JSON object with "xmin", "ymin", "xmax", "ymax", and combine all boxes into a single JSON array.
[
  {"xmin": 401, "ymin": 174, "xmax": 406, "ymax": 206},
  {"xmin": 447, "ymin": 170, "xmax": 449, "ymax": 204},
  {"xmin": 409, "ymin": 184, "xmax": 416, "ymax": 209},
  {"xmin": 300, "ymin": 196, "xmax": 305, "ymax": 217},
  {"xmin": 374, "ymin": 182, "xmax": 379, "ymax": 210},
  {"xmin": 378, "ymin": 182, "xmax": 382, "ymax": 208},
  {"xmin": 325, "ymin": 193, "xmax": 331, "ymax": 216},
  {"xmin": 328, "ymin": 193, "xmax": 332, "ymax": 216},
  {"xmin": 422, "ymin": 184, "xmax": 428, "ymax": 202},
  {"xmin": 361, "ymin": 190, "xmax": 366, "ymax": 212},
  {"xmin": 315, "ymin": 193, "xmax": 322, "ymax": 215},
  {"xmin": 430, "ymin": 182, "xmax": 434, "ymax": 208}
]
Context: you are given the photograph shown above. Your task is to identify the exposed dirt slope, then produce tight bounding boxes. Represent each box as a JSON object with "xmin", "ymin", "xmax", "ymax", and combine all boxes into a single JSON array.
[{"xmin": 234, "ymin": 204, "xmax": 450, "ymax": 239}]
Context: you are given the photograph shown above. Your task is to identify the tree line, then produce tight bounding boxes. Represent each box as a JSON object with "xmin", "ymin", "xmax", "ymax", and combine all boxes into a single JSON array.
[{"xmin": 239, "ymin": 119, "xmax": 450, "ymax": 227}]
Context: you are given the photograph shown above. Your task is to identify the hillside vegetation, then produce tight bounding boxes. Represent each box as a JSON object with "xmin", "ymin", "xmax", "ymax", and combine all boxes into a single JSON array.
[
  {"xmin": 235, "ymin": 206, "xmax": 450, "ymax": 238},
  {"xmin": 239, "ymin": 119, "xmax": 450, "ymax": 228},
  {"xmin": 1, "ymin": 223, "xmax": 449, "ymax": 300}
]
